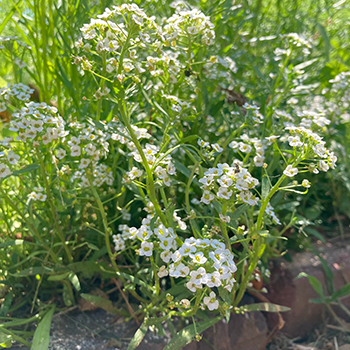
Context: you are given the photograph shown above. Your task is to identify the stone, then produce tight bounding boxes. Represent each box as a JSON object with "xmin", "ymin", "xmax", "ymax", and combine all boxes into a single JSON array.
[
  {"xmin": 339, "ymin": 345, "xmax": 350, "ymax": 350},
  {"xmin": 184, "ymin": 296, "xmax": 269, "ymax": 350},
  {"xmin": 266, "ymin": 238, "xmax": 350, "ymax": 338}
]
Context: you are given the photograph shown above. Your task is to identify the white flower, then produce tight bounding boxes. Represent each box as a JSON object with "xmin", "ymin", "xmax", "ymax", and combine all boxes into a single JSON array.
[
  {"xmin": 180, "ymin": 299, "xmax": 191, "ymax": 309},
  {"xmin": 217, "ymin": 175, "xmax": 233, "ymax": 187},
  {"xmin": 217, "ymin": 187, "xmax": 232, "ymax": 200},
  {"xmin": 318, "ymin": 160, "xmax": 329, "ymax": 172},
  {"xmin": 160, "ymin": 250, "xmax": 173, "ymax": 263},
  {"xmin": 313, "ymin": 144, "xmax": 327, "ymax": 158},
  {"xmin": 206, "ymin": 272, "xmax": 221, "ymax": 288},
  {"xmin": 171, "ymin": 104, "xmax": 182, "ymax": 113},
  {"xmin": 169, "ymin": 263, "xmax": 190, "ymax": 278},
  {"xmin": 159, "ymin": 236, "xmax": 174, "ymax": 251},
  {"xmin": 37, "ymin": 193, "xmax": 47, "ymax": 201},
  {"xmin": 229, "ymin": 141, "xmax": 239, "ymax": 149},
  {"xmin": 7, "ymin": 151, "xmax": 20, "ymax": 165},
  {"xmin": 201, "ymin": 190, "xmax": 214, "ymax": 204},
  {"xmin": 79, "ymin": 158, "xmax": 91, "ymax": 169},
  {"xmin": 190, "ymin": 267, "xmax": 208, "ymax": 285},
  {"xmin": 265, "ymin": 135, "xmax": 279, "ymax": 143},
  {"xmin": 203, "ymin": 292, "xmax": 219, "ymax": 311},
  {"xmin": 70, "ymin": 145, "xmax": 81, "ymax": 157},
  {"xmin": 239, "ymin": 142, "xmax": 252, "ymax": 153},
  {"xmin": 186, "ymin": 281, "xmax": 201, "ymax": 292},
  {"xmin": 139, "ymin": 241, "xmax": 154, "ymax": 257},
  {"xmin": 283, "ymin": 165, "xmax": 298, "ymax": 177},
  {"xmin": 211, "ymin": 143, "xmax": 223, "ymax": 153},
  {"xmin": 239, "ymin": 191, "xmax": 259, "ymax": 206},
  {"xmin": 157, "ymin": 266, "xmax": 169, "ymax": 278},
  {"xmin": 254, "ymin": 155, "xmax": 265, "ymax": 167},
  {"xmin": 198, "ymin": 139, "xmax": 209, "ymax": 148},
  {"xmin": 302, "ymin": 179, "xmax": 311, "ymax": 188},
  {"xmin": 56, "ymin": 149, "xmax": 66, "ymax": 160},
  {"xmin": 113, "ymin": 234, "xmax": 125, "ymax": 251},
  {"xmin": 0, "ymin": 163, "xmax": 12, "ymax": 178},
  {"xmin": 179, "ymin": 242, "xmax": 196, "ymax": 256},
  {"xmin": 288, "ymin": 136, "xmax": 303, "ymax": 147},
  {"xmin": 127, "ymin": 166, "xmax": 143, "ymax": 180},
  {"xmin": 190, "ymin": 252, "xmax": 207, "ymax": 264}
]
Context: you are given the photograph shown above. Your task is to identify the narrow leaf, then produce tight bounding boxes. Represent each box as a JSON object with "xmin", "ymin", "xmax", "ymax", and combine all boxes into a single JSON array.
[
  {"xmin": 12, "ymin": 164, "xmax": 40, "ymax": 176},
  {"xmin": 127, "ymin": 322, "xmax": 148, "ymax": 350},
  {"xmin": 80, "ymin": 293, "xmax": 119, "ymax": 315},
  {"xmin": 239, "ymin": 302, "xmax": 290, "ymax": 313},
  {"xmin": 30, "ymin": 306, "xmax": 55, "ymax": 350},
  {"xmin": 331, "ymin": 284, "xmax": 350, "ymax": 301},
  {"xmin": 296, "ymin": 272, "xmax": 325, "ymax": 298},
  {"xmin": 164, "ymin": 316, "xmax": 222, "ymax": 350}
]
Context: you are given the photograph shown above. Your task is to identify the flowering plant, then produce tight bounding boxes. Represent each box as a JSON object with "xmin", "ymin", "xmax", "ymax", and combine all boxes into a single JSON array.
[{"xmin": 0, "ymin": 1, "xmax": 344, "ymax": 348}]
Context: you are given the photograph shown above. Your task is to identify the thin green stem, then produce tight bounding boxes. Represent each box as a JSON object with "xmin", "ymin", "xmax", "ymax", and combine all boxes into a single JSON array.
[
  {"xmin": 88, "ymin": 178, "xmax": 146, "ymax": 304},
  {"xmin": 36, "ymin": 149, "xmax": 73, "ymax": 263},
  {"xmin": 0, "ymin": 186, "xmax": 59, "ymax": 264}
]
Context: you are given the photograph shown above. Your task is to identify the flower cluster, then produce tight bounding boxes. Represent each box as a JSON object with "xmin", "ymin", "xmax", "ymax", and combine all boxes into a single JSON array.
[
  {"xmin": 0, "ymin": 85, "xmax": 67, "ymax": 181},
  {"xmin": 164, "ymin": 9, "xmax": 215, "ymax": 46},
  {"xmin": 199, "ymin": 162, "xmax": 259, "ymax": 206},
  {"xmin": 285, "ymin": 126, "xmax": 337, "ymax": 175},
  {"xmin": 113, "ymin": 218, "xmax": 237, "ymax": 310},
  {"xmin": 229, "ymin": 132, "xmax": 266, "ymax": 167},
  {"xmin": 170, "ymin": 237, "xmax": 237, "ymax": 296}
]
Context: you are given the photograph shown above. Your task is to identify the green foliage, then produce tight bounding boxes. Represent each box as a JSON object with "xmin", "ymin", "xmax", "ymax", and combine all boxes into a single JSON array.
[
  {"xmin": 0, "ymin": 0, "xmax": 349, "ymax": 347},
  {"xmin": 30, "ymin": 307, "xmax": 55, "ymax": 350}
]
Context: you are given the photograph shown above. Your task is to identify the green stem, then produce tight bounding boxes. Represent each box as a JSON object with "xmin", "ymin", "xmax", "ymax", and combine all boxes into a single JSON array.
[
  {"xmin": 214, "ymin": 123, "xmax": 246, "ymax": 167},
  {"xmin": 36, "ymin": 149, "xmax": 73, "ymax": 263},
  {"xmin": 118, "ymin": 101, "xmax": 168, "ymax": 227},
  {"xmin": 88, "ymin": 179, "xmax": 146, "ymax": 304},
  {"xmin": 234, "ymin": 174, "xmax": 287, "ymax": 307},
  {"xmin": 96, "ymin": 53, "xmax": 106, "ymax": 121},
  {"xmin": 0, "ymin": 186, "xmax": 59, "ymax": 264}
]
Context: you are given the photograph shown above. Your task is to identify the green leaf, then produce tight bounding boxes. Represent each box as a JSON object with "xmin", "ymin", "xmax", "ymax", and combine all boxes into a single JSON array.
[
  {"xmin": 316, "ymin": 23, "xmax": 331, "ymax": 61},
  {"xmin": 12, "ymin": 164, "xmax": 40, "ymax": 176},
  {"xmin": 68, "ymin": 272, "xmax": 81, "ymax": 291},
  {"xmin": 62, "ymin": 282, "xmax": 74, "ymax": 307},
  {"xmin": 304, "ymin": 227, "xmax": 326, "ymax": 243},
  {"xmin": 80, "ymin": 293, "xmax": 120, "ymax": 315},
  {"xmin": 127, "ymin": 321, "xmax": 148, "ymax": 350},
  {"xmin": 314, "ymin": 251, "xmax": 334, "ymax": 294},
  {"xmin": 0, "ymin": 240, "xmax": 25, "ymax": 249},
  {"xmin": 331, "ymin": 284, "xmax": 350, "ymax": 301},
  {"xmin": 30, "ymin": 306, "xmax": 55, "ymax": 350},
  {"xmin": 13, "ymin": 266, "xmax": 52, "ymax": 277},
  {"xmin": 239, "ymin": 302, "xmax": 290, "ymax": 313},
  {"xmin": 0, "ymin": 333, "xmax": 12, "ymax": 348},
  {"xmin": 296, "ymin": 272, "xmax": 325, "ymax": 298},
  {"xmin": 47, "ymin": 272, "xmax": 70, "ymax": 281},
  {"xmin": 117, "ymin": 272, "xmax": 149, "ymax": 290},
  {"xmin": 258, "ymin": 243, "xmax": 266, "ymax": 257},
  {"xmin": 228, "ymin": 204, "xmax": 248, "ymax": 222},
  {"xmin": 0, "ymin": 293, "xmax": 13, "ymax": 316},
  {"xmin": 164, "ymin": 316, "xmax": 222, "ymax": 350},
  {"xmin": 0, "ymin": 2, "xmax": 21, "ymax": 36}
]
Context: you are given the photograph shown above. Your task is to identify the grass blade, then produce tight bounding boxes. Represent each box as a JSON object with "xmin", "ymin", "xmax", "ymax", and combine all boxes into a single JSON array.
[
  {"xmin": 30, "ymin": 306, "xmax": 55, "ymax": 350},
  {"xmin": 164, "ymin": 316, "xmax": 222, "ymax": 350}
]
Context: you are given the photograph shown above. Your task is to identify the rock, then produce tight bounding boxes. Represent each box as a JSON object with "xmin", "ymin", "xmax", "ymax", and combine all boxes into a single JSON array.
[
  {"xmin": 339, "ymin": 345, "xmax": 350, "ymax": 350},
  {"xmin": 184, "ymin": 296, "xmax": 269, "ymax": 350},
  {"xmin": 266, "ymin": 238, "xmax": 350, "ymax": 338}
]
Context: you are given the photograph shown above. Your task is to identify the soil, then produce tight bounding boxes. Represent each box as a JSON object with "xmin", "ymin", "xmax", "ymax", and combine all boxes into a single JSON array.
[{"xmin": 10, "ymin": 308, "xmax": 168, "ymax": 350}]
